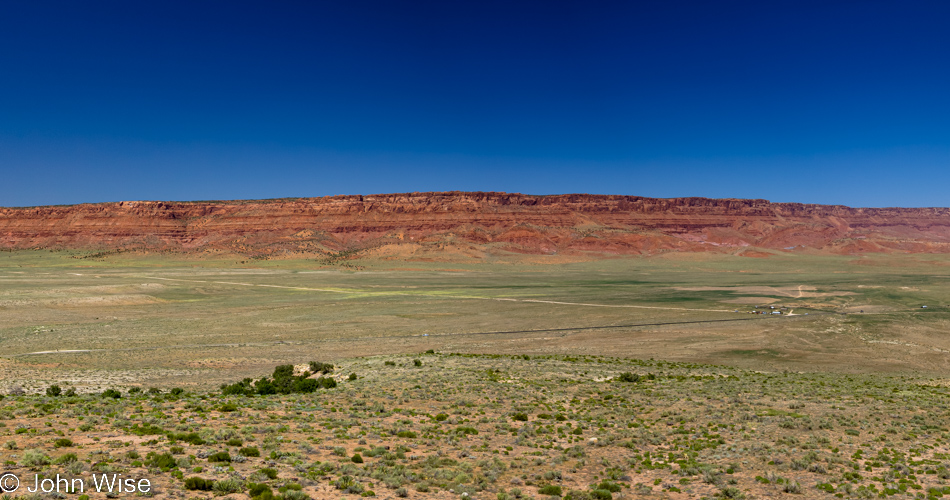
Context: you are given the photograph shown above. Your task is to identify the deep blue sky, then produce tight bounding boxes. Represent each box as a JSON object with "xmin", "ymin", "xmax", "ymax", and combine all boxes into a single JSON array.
[{"xmin": 1, "ymin": 1, "xmax": 948, "ymax": 208}]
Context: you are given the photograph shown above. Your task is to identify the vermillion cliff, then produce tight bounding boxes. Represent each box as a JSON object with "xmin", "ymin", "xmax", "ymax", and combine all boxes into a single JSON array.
[{"xmin": 2, "ymin": 192, "xmax": 950, "ymax": 259}]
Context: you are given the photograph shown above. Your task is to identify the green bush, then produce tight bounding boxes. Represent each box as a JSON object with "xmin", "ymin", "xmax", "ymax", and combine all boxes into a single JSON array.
[
  {"xmin": 129, "ymin": 423, "xmax": 164, "ymax": 436},
  {"xmin": 145, "ymin": 452, "xmax": 177, "ymax": 469},
  {"xmin": 168, "ymin": 432, "xmax": 206, "ymax": 445},
  {"xmin": 596, "ymin": 482, "xmax": 621, "ymax": 493},
  {"xmin": 352, "ymin": 453, "xmax": 364, "ymax": 463},
  {"xmin": 101, "ymin": 388, "xmax": 121, "ymax": 399},
  {"xmin": 240, "ymin": 446, "xmax": 261, "ymax": 457},
  {"xmin": 53, "ymin": 453, "xmax": 78, "ymax": 464},
  {"xmin": 207, "ymin": 451, "xmax": 231, "ymax": 463},
  {"xmin": 617, "ymin": 372, "xmax": 640, "ymax": 383},
  {"xmin": 184, "ymin": 477, "xmax": 214, "ymax": 491},
  {"xmin": 212, "ymin": 478, "xmax": 243, "ymax": 494},
  {"xmin": 258, "ymin": 467, "xmax": 279, "ymax": 480},
  {"xmin": 589, "ymin": 489, "xmax": 612, "ymax": 500},
  {"xmin": 309, "ymin": 361, "xmax": 334, "ymax": 373},
  {"xmin": 282, "ymin": 490, "xmax": 311, "ymax": 500},
  {"xmin": 513, "ymin": 412, "xmax": 529, "ymax": 422},
  {"xmin": 54, "ymin": 438, "xmax": 73, "ymax": 448},
  {"xmin": 21, "ymin": 448, "xmax": 51, "ymax": 467},
  {"xmin": 539, "ymin": 484, "xmax": 563, "ymax": 496},
  {"xmin": 46, "ymin": 385, "xmax": 62, "ymax": 397},
  {"xmin": 248, "ymin": 483, "xmax": 273, "ymax": 499}
]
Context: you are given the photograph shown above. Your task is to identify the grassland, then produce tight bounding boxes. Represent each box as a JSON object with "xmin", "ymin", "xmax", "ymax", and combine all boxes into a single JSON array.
[{"xmin": 1, "ymin": 250, "xmax": 950, "ymax": 498}]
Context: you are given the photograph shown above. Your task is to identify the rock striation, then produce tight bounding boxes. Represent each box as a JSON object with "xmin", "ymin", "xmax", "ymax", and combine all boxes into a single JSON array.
[{"xmin": 2, "ymin": 192, "xmax": 949, "ymax": 258}]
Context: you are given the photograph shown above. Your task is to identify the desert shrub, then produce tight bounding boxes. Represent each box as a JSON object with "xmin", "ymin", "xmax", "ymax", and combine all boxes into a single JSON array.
[
  {"xmin": 21, "ymin": 448, "xmax": 51, "ymax": 467},
  {"xmin": 226, "ymin": 437, "xmax": 244, "ymax": 446},
  {"xmin": 258, "ymin": 467, "xmax": 279, "ymax": 480},
  {"xmin": 596, "ymin": 481, "xmax": 621, "ymax": 493},
  {"xmin": 54, "ymin": 438, "xmax": 73, "ymax": 447},
  {"xmin": 207, "ymin": 451, "xmax": 231, "ymax": 463},
  {"xmin": 512, "ymin": 412, "xmax": 529, "ymax": 422},
  {"xmin": 169, "ymin": 446, "xmax": 185, "ymax": 455},
  {"xmin": 129, "ymin": 423, "xmax": 164, "ymax": 436},
  {"xmin": 240, "ymin": 446, "xmax": 261, "ymax": 457},
  {"xmin": 783, "ymin": 481, "xmax": 802, "ymax": 494},
  {"xmin": 145, "ymin": 452, "xmax": 177, "ymax": 469},
  {"xmin": 385, "ymin": 361, "xmax": 396, "ymax": 366},
  {"xmin": 352, "ymin": 453, "xmax": 364, "ymax": 463},
  {"xmin": 3, "ymin": 440, "xmax": 16, "ymax": 450},
  {"xmin": 128, "ymin": 387, "xmax": 142, "ymax": 394},
  {"xmin": 222, "ymin": 378, "xmax": 255, "ymax": 396},
  {"xmin": 169, "ymin": 432, "xmax": 206, "ymax": 445},
  {"xmin": 564, "ymin": 446, "xmax": 585, "ymax": 458},
  {"xmin": 720, "ymin": 487, "xmax": 746, "ymax": 499},
  {"xmin": 248, "ymin": 483, "xmax": 273, "ymax": 499},
  {"xmin": 147, "ymin": 387, "xmax": 161, "ymax": 394},
  {"xmin": 223, "ymin": 369, "xmax": 336, "ymax": 396},
  {"xmin": 396, "ymin": 430, "xmax": 417, "ymax": 438},
  {"xmin": 413, "ymin": 359, "xmax": 423, "ymax": 367},
  {"xmin": 46, "ymin": 385, "xmax": 62, "ymax": 397},
  {"xmin": 617, "ymin": 372, "xmax": 640, "ymax": 383},
  {"xmin": 333, "ymin": 475, "xmax": 364, "ymax": 494},
  {"xmin": 184, "ymin": 477, "xmax": 214, "ymax": 491},
  {"xmin": 282, "ymin": 490, "xmax": 311, "ymax": 500},
  {"xmin": 170, "ymin": 387, "xmax": 184, "ymax": 396},
  {"xmin": 539, "ymin": 484, "xmax": 563, "ymax": 496},
  {"xmin": 309, "ymin": 361, "xmax": 334, "ymax": 373},
  {"xmin": 213, "ymin": 478, "xmax": 243, "ymax": 494},
  {"xmin": 53, "ymin": 453, "xmax": 78, "ymax": 464},
  {"xmin": 102, "ymin": 388, "xmax": 121, "ymax": 399},
  {"xmin": 348, "ymin": 373, "xmax": 358, "ymax": 381},
  {"xmin": 589, "ymin": 490, "xmax": 612, "ymax": 500},
  {"xmin": 219, "ymin": 403, "xmax": 239, "ymax": 412}
]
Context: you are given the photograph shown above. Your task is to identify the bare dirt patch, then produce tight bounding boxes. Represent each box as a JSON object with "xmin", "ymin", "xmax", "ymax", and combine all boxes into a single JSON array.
[{"xmin": 721, "ymin": 296, "xmax": 780, "ymax": 304}]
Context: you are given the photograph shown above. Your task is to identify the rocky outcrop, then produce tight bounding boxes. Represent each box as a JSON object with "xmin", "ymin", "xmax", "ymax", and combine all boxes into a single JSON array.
[{"xmin": 1, "ymin": 192, "xmax": 949, "ymax": 258}]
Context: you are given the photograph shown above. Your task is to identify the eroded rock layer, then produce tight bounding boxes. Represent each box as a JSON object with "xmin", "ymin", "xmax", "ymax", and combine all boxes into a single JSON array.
[{"xmin": 2, "ymin": 192, "xmax": 949, "ymax": 258}]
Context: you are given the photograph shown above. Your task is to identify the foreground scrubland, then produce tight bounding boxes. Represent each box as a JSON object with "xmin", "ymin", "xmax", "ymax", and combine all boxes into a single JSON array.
[{"xmin": 3, "ymin": 353, "xmax": 950, "ymax": 500}]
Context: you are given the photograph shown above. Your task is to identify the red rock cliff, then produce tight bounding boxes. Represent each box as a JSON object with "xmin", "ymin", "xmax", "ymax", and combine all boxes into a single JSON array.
[{"xmin": 1, "ymin": 192, "xmax": 949, "ymax": 257}]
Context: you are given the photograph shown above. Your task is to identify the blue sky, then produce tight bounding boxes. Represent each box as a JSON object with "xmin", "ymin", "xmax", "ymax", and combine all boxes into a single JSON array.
[{"xmin": 1, "ymin": 1, "xmax": 948, "ymax": 207}]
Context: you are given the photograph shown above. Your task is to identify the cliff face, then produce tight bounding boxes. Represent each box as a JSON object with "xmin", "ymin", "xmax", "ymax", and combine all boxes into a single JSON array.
[{"xmin": 2, "ymin": 192, "xmax": 949, "ymax": 258}]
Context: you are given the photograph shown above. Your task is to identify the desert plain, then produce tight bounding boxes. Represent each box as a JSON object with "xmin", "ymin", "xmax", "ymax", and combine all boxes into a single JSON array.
[
  {"xmin": 1, "ymin": 248, "xmax": 950, "ymax": 500},
  {"xmin": 2, "ymin": 193, "xmax": 950, "ymax": 499}
]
